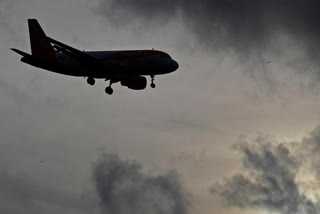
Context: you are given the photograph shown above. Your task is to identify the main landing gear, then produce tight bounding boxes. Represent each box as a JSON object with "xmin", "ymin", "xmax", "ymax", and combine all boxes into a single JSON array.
[
  {"xmin": 150, "ymin": 75, "xmax": 156, "ymax": 88},
  {"xmin": 87, "ymin": 77, "xmax": 95, "ymax": 86},
  {"xmin": 105, "ymin": 81, "xmax": 113, "ymax": 95},
  {"xmin": 86, "ymin": 77, "xmax": 114, "ymax": 95}
]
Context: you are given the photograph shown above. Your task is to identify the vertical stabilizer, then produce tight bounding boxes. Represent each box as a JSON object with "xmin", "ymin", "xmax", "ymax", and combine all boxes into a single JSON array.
[{"xmin": 28, "ymin": 19, "xmax": 56, "ymax": 61}]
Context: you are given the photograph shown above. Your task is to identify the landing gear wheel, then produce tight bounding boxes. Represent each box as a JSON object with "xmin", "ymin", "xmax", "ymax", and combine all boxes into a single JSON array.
[
  {"xmin": 150, "ymin": 75, "xmax": 156, "ymax": 88},
  {"xmin": 87, "ymin": 77, "xmax": 95, "ymax": 86},
  {"xmin": 105, "ymin": 87, "xmax": 113, "ymax": 95}
]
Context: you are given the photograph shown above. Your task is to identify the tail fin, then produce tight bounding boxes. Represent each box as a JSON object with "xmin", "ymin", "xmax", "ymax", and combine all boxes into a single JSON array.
[{"xmin": 28, "ymin": 19, "xmax": 56, "ymax": 62}]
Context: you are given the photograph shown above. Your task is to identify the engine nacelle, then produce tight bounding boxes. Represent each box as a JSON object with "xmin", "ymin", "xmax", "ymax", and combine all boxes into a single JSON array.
[{"xmin": 121, "ymin": 76, "xmax": 147, "ymax": 90}]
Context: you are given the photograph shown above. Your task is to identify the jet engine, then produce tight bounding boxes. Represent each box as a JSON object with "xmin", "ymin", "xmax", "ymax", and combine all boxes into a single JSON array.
[{"xmin": 121, "ymin": 76, "xmax": 147, "ymax": 90}]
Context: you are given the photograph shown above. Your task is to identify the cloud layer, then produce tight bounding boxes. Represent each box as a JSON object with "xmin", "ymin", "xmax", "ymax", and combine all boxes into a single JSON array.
[
  {"xmin": 96, "ymin": 0, "xmax": 320, "ymax": 54},
  {"xmin": 213, "ymin": 126, "xmax": 320, "ymax": 214},
  {"xmin": 93, "ymin": 154, "xmax": 190, "ymax": 214}
]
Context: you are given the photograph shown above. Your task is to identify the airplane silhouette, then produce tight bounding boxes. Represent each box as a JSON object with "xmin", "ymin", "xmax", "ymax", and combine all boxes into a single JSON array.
[{"xmin": 11, "ymin": 19, "xmax": 179, "ymax": 95}]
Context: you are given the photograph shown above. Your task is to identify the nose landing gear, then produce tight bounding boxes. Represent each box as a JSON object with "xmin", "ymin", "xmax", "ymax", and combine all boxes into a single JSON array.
[{"xmin": 150, "ymin": 75, "xmax": 156, "ymax": 88}]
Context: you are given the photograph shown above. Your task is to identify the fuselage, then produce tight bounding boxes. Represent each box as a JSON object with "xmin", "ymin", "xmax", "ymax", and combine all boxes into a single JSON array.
[{"xmin": 28, "ymin": 49, "xmax": 179, "ymax": 79}]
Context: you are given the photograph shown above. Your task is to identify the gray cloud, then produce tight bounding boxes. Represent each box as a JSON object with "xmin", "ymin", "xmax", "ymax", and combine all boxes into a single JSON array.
[
  {"xmin": 95, "ymin": 0, "xmax": 320, "ymax": 53},
  {"xmin": 0, "ymin": 0, "xmax": 20, "ymax": 37},
  {"xmin": 93, "ymin": 153, "xmax": 190, "ymax": 214},
  {"xmin": 0, "ymin": 169, "xmax": 96, "ymax": 214},
  {"xmin": 212, "ymin": 126, "xmax": 320, "ymax": 214},
  {"xmin": 0, "ymin": 151, "xmax": 191, "ymax": 214},
  {"xmin": 0, "ymin": 77, "xmax": 29, "ymax": 102}
]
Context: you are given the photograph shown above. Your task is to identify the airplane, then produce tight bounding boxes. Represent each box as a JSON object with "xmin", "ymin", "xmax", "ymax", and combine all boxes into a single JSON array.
[{"xmin": 11, "ymin": 19, "xmax": 179, "ymax": 95}]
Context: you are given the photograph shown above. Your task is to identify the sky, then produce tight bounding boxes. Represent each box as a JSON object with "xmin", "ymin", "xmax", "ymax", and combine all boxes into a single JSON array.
[{"xmin": 2, "ymin": 0, "xmax": 320, "ymax": 214}]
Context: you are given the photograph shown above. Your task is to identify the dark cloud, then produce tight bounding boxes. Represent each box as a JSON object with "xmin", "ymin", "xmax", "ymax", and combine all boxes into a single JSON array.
[
  {"xmin": 96, "ymin": 0, "xmax": 320, "ymax": 53},
  {"xmin": 93, "ymin": 153, "xmax": 190, "ymax": 214},
  {"xmin": 212, "ymin": 127, "xmax": 320, "ymax": 214},
  {"xmin": 0, "ymin": 152, "xmax": 190, "ymax": 214},
  {"xmin": 0, "ymin": 169, "xmax": 96, "ymax": 214}
]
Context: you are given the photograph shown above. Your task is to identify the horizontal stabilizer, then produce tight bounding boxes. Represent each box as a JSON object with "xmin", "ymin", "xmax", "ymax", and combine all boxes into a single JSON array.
[{"xmin": 10, "ymin": 48, "xmax": 32, "ymax": 58}]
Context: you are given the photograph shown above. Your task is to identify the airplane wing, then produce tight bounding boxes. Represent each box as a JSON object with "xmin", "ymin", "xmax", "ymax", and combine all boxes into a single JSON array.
[{"xmin": 47, "ymin": 37, "xmax": 102, "ymax": 66}]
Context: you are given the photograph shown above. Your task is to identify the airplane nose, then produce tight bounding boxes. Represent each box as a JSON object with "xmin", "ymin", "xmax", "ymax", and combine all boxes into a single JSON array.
[{"xmin": 172, "ymin": 60, "xmax": 179, "ymax": 71}]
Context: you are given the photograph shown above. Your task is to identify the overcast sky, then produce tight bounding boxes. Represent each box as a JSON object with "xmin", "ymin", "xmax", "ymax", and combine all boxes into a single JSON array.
[{"xmin": 2, "ymin": 1, "xmax": 320, "ymax": 214}]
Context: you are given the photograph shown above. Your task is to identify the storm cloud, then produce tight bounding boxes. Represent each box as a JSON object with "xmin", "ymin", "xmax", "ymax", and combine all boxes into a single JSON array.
[
  {"xmin": 93, "ymin": 153, "xmax": 190, "ymax": 214},
  {"xmin": 96, "ymin": 0, "xmax": 320, "ymax": 53},
  {"xmin": 213, "ymin": 126, "xmax": 320, "ymax": 214}
]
